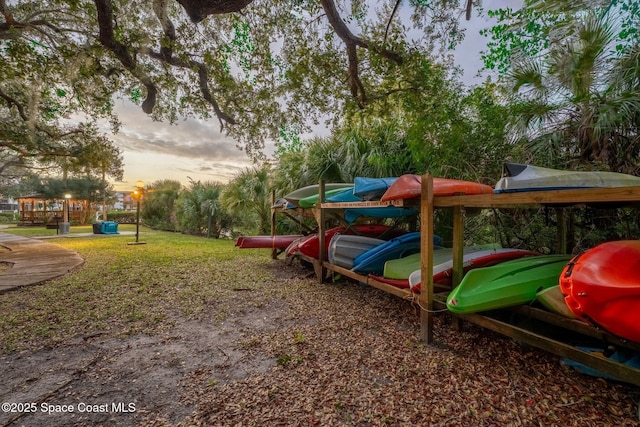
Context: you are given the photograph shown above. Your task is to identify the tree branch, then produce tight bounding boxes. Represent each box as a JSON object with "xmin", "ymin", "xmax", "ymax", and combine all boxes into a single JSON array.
[
  {"xmin": 146, "ymin": 0, "xmax": 236, "ymax": 128},
  {"xmin": 319, "ymin": 0, "xmax": 402, "ymax": 108},
  {"xmin": 94, "ymin": 0, "xmax": 157, "ymax": 114},
  {"xmin": 384, "ymin": 0, "xmax": 402, "ymax": 44}
]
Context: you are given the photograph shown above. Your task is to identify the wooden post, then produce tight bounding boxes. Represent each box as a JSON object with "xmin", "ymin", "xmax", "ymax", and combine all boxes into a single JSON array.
[
  {"xmin": 270, "ymin": 190, "xmax": 277, "ymax": 260},
  {"xmin": 451, "ymin": 205, "xmax": 465, "ymax": 331},
  {"xmin": 420, "ymin": 174, "xmax": 435, "ymax": 344},
  {"xmin": 451, "ymin": 205, "xmax": 465, "ymax": 285},
  {"xmin": 317, "ymin": 180, "xmax": 326, "ymax": 283}
]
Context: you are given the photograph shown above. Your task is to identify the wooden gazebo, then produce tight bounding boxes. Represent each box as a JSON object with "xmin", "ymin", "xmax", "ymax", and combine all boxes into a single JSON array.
[{"xmin": 17, "ymin": 194, "xmax": 88, "ymax": 226}]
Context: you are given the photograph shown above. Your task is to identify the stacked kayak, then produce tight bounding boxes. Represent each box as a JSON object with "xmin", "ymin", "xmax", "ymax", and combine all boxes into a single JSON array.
[
  {"xmin": 446, "ymin": 255, "xmax": 571, "ymax": 314},
  {"xmin": 288, "ymin": 224, "xmax": 393, "ymax": 259},
  {"xmin": 494, "ymin": 162, "xmax": 640, "ymax": 193},
  {"xmin": 388, "ymin": 246, "xmax": 538, "ymax": 291},
  {"xmin": 536, "ymin": 285, "xmax": 577, "ymax": 319},
  {"xmin": 236, "ymin": 235, "xmax": 304, "ymax": 249},
  {"xmin": 380, "ymin": 174, "xmax": 494, "ymax": 202},
  {"xmin": 352, "ymin": 232, "xmax": 422, "ymax": 275},
  {"xmin": 384, "ymin": 244, "xmax": 502, "ymax": 279},
  {"xmin": 328, "ymin": 234, "xmax": 385, "ymax": 268},
  {"xmin": 353, "ymin": 177, "xmax": 398, "ymax": 200},
  {"xmin": 560, "ymin": 240, "xmax": 640, "ymax": 343},
  {"xmin": 284, "ymin": 183, "xmax": 354, "ymax": 207},
  {"xmin": 298, "ymin": 186, "xmax": 355, "ymax": 208}
]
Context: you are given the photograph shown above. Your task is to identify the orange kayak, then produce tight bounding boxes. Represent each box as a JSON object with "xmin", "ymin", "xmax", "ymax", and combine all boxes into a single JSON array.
[
  {"xmin": 380, "ymin": 174, "xmax": 494, "ymax": 202},
  {"xmin": 560, "ymin": 240, "xmax": 640, "ymax": 343}
]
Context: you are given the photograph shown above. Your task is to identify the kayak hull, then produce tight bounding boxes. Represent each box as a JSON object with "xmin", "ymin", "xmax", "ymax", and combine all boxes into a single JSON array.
[
  {"xmin": 380, "ymin": 174, "xmax": 494, "ymax": 202},
  {"xmin": 292, "ymin": 224, "xmax": 393, "ymax": 260},
  {"xmin": 352, "ymin": 232, "xmax": 422, "ymax": 275},
  {"xmin": 353, "ymin": 177, "xmax": 398, "ymax": 200},
  {"xmin": 560, "ymin": 240, "xmax": 640, "ymax": 343},
  {"xmin": 536, "ymin": 285, "xmax": 577, "ymax": 319},
  {"xmin": 494, "ymin": 162, "xmax": 640, "ymax": 193},
  {"xmin": 284, "ymin": 183, "xmax": 354, "ymax": 207},
  {"xmin": 446, "ymin": 255, "xmax": 571, "ymax": 314},
  {"xmin": 328, "ymin": 234, "xmax": 386, "ymax": 269},
  {"xmin": 236, "ymin": 235, "xmax": 304, "ymax": 249}
]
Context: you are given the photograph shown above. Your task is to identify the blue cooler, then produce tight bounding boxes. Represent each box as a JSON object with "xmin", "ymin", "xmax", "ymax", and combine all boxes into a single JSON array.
[{"xmin": 101, "ymin": 221, "xmax": 119, "ymax": 234}]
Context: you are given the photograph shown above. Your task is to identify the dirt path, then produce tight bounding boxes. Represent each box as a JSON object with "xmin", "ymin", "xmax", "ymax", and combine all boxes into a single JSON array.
[
  {"xmin": 1, "ymin": 261, "xmax": 639, "ymax": 426},
  {"xmin": 0, "ymin": 302, "xmax": 287, "ymax": 427}
]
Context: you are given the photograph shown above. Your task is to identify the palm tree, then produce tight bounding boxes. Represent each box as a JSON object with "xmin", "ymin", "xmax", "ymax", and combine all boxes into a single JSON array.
[
  {"xmin": 177, "ymin": 180, "xmax": 231, "ymax": 237},
  {"xmin": 141, "ymin": 180, "xmax": 182, "ymax": 231},
  {"xmin": 221, "ymin": 165, "xmax": 272, "ymax": 234},
  {"xmin": 507, "ymin": 11, "xmax": 640, "ymax": 173}
]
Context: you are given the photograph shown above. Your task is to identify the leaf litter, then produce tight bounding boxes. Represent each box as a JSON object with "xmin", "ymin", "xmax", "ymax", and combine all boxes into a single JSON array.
[{"xmin": 0, "ymin": 236, "xmax": 638, "ymax": 426}]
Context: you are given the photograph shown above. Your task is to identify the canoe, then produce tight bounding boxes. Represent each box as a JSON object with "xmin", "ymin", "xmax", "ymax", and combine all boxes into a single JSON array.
[
  {"xmin": 560, "ymin": 240, "xmax": 640, "ymax": 343},
  {"xmin": 494, "ymin": 162, "xmax": 640, "ymax": 193},
  {"xmin": 380, "ymin": 174, "xmax": 494, "ymax": 202},
  {"xmin": 383, "ymin": 244, "xmax": 502, "ymax": 279},
  {"xmin": 353, "ymin": 177, "xmax": 398, "ymax": 200},
  {"xmin": 284, "ymin": 183, "xmax": 354, "ymax": 206},
  {"xmin": 446, "ymin": 254, "xmax": 571, "ymax": 314},
  {"xmin": 292, "ymin": 224, "xmax": 393, "ymax": 260},
  {"xmin": 352, "ymin": 232, "xmax": 422, "ymax": 275},
  {"xmin": 328, "ymin": 234, "xmax": 385, "ymax": 268},
  {"xmin": 403, "ymin": 247, "xmax": 539, "ymax": 292},
  {"xmin": 298, "ymin": 187, "xmax": 354, "ymax": 208},
  {"xmin": 236, "ymin": 234, "xmax": 304, "ymax": 249},
  {"xmin": 536, "ymin": 285, "xmax": 577, "ymax": 319}
]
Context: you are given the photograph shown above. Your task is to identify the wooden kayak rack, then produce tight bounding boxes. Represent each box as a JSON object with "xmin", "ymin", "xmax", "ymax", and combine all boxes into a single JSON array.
[{"xmin": 271, "ymin": 176, "xmax": 640, "ymax": 387}]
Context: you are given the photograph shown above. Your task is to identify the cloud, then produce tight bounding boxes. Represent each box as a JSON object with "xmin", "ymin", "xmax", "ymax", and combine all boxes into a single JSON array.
[{"xmin": 110, "ymin": 100, "xmax": 246, "ymax": 162}]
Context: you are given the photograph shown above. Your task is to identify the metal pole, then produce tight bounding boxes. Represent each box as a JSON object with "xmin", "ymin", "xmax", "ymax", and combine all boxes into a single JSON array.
[{"xmin": 135, "ymin": 198, "xmax": 140, "ymax": 243}]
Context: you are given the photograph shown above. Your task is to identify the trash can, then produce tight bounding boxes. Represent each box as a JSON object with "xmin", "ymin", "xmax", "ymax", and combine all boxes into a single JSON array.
[
  {"xmin": 93, "ymin": 222, "xmax": 103, "ymax": 234},
  {"xmin": 101, "ymin": 221, "xmax": 119, "ymax": 235},
  {"xmin": 58, "ymin": 222, "xmax": 70, "ymax": 235}
]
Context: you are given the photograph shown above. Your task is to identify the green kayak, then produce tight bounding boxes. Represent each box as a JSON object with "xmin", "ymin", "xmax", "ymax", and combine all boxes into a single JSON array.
[
  {"xmin": 383, "ymin": 243, "xmax": 501, "ymax": 279},
  {"xmin": 446, "ymin": 255, "xmax": 571, "ymax": 314},
  {"xmin": 297, "ymin": 187, "xmax": 354, "ymax": 208}
]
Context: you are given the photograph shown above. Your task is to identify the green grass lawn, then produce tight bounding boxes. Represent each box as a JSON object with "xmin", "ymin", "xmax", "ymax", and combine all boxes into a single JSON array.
[{"xmin": 0, "ymin": 228, "xmax": 277, "ymax": 353}]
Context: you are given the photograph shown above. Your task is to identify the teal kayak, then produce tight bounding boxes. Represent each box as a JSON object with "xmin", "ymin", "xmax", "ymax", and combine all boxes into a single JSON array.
[
  {"xmin": 284, "ymin": 183, "xmax": 354, "ymax": 207},
  {"xmin": 446, "ymin": 255, "xmax": 571, "ymax": 314},
  {"xmin": 297, "ymin": 187, "xmax": 354, "ymax": 208}
]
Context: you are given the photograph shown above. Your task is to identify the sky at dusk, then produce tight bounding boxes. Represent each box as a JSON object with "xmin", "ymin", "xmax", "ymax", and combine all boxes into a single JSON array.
[{"xmin": 108, "ymin": 0, "xmax": 522, "ymax": 192}]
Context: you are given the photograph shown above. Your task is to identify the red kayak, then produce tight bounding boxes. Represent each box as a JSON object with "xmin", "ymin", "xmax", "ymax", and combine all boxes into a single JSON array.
[
  {"xmin": 291, "ymin": 225, "xmax": 396, "ymax": 259},
  {"xmin": 236, "ymin": 234, "xmax": 304, "ymax": 249},
  {"xmin": 560, "ymin": 240, "xmax": 640, "ymax": 343},
  {"xmin": 380, "ymin": 174, "xmax": 494, "ymax": 202}
]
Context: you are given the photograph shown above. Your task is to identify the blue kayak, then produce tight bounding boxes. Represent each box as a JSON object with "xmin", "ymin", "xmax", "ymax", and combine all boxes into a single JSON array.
[
  {"xmin": 325, "ymin": 187, "xmax": 362, "ymax": 203},
  {"xmin": 353, "ymin": 177, "xmax": 398, "ymax": 201},
  {"xmin": 352, "ymin": 232, "xmax": 423, "ymax": 275}
]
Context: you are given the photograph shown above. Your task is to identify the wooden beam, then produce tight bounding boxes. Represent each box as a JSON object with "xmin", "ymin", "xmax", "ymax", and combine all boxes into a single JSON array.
[
  {"xmin": 271, "ymin": 190, "xmax": 277, "ymax": 260},
  {"xmin": 317, "ymin": 180, "xmax": 326, "ymax": 284},
  {"xmin": 419, "ymin": 174, "xmax": 434, "ymax": 344},
  {"xmin": 433, "ymin": 186, "xmax": 640, "ymax": 208}
]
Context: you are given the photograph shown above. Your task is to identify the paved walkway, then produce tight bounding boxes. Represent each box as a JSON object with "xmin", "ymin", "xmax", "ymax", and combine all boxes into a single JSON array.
[{"xmin": 0, "ymin": 232, "xmax": 85, "ymax": 293}]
